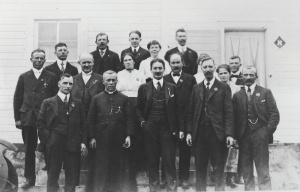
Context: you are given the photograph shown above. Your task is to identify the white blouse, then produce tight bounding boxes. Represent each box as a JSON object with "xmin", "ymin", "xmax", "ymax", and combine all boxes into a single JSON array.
[
  {"xmin": 116, "ymin": 69, "xmax": 146, "ymax": 97},
  {"xmin": 139, "ymin": 57, "xmax": 171, "ymax": 79}
]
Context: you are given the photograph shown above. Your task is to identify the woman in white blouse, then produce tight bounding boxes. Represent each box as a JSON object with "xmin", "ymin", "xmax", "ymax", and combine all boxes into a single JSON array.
[
  {"xmin": 216, "ymin": 64, "xmax": 240, "ymax": 96},
  {"xmin": 139, "ymin": 40, "xmax": 171, "ymax": 82}
]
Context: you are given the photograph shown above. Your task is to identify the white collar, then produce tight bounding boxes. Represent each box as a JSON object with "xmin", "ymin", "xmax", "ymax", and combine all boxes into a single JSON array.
[
  {"xmin": 131, "ymin": 46, "xmax": 140, "ymax": 52},
  {"xmin": 82, "ymin": 71, "xmax": 92, "ymax": 76},
  {"xmin": 204, "ymin": 77, "xmax": 216, "ymax": 89},
  {"xmin": 57, "ymin": 92, "xmax": 70, "ymax": 102},
  {"xmin": 245, "ymin": 83, "xmax": 256, "ymax": 95},
  {"xmin": 32, "ymin": 67, "xmax": 43, "ymax": 74},
  {"xmin": 171, "ymin": 71, "xmax": 182, "ymax": 77},
  {"xmin": 57, "ymin": 59, "xmax": 67, "ymax": 65},
  {"xmin": 177, "ymin": 44, "xmax": 187, "ymax": 52},
  {"xmin": 105, "ymin": 89, "xmax": 116, "ymax": 94},
  {"xmin": 99, "ymin": 49, "xmax": 107, "ymax": 53},
  {"xmin": 152, "ymin": 78, "xmax": 164, "ymax": 87}
]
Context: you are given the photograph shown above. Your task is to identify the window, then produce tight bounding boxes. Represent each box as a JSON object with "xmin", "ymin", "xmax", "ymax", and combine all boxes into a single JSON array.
[{"xmin": 36, "ymin": 20, "xmax": 79, "ymax": 61}]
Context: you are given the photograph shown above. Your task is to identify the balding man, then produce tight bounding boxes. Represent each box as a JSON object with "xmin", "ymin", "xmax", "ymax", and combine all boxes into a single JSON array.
[
  {"xmin": 86, "ymin": 70, "xmax": 135, "ymax": 192},
  {"xmin": 233, "ymin": 66, "xmax": 279, "ymax": 190}
]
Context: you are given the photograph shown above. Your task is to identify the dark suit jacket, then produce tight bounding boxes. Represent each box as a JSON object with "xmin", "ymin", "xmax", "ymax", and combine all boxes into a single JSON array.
[
  {"xmin": 91, "ymin": 46, "xmax": 122, "ymax": 74},
  {"xmin": 120, "ymin": 47, "xmax": 150, "ymax": 69},
  {"xmin": 232, "ymin": 85, "xmax": 280, "ymax": 143},
  {"xmin": 45, "ymin": 61, "xmax": 78, "ymax": 77},
  {"xmin": 37, "ymin": 95, "xmax": 87, "ymax": 152},
  {"xmin": 164, "ymin": 47, "xmax": 198, "ymax": 75},
  {"xmin": 13, "ymin": 69, "xmax": 58, "ymax": 126},
  {"xmin": 164, "ymin": 72, "xmax": 197, "ymax": 130},
  {"xmin": 230, "ymin": 72, "xmax": 244, "ymax": 86},
  {"xmin": 135, "ymin": 81, "xmax": 184, "ymax": 134},
  {"xmin": 186, "ymin": 79, "xmax": 234, "ymax": 141},
  {"xmin": 71, "ymin": 72, "xmax": 104, "ymax": 102}
]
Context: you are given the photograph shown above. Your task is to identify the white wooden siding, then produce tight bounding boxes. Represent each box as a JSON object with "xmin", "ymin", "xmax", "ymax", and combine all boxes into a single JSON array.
[{"xmin": 0, "ymin": 0, "xmax": 300, "ymax": 143}]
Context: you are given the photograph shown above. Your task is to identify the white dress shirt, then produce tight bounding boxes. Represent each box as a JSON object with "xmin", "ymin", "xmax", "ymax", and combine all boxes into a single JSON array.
[
  {"xmin": 116, "ymin": 69, "xmax": 146, "ymax": 97},
  {"xmin": 82, "ymin": 71, "xmax": 92, "ymax": 84},
  {"xmin": 32, "ymin": 67, "xmax": 43, "ymax": 79},
  {"xmin": 98, "ymin": 48, "xmax": 107, "ymax": 57},
  {"xmin": 231, "ymin": 69, "xmax": 242, "ymax": 84},
  {"xmin": 152, "ymin": 78, "xmax": 164, "ymax": 89},
  {"xmin": 139, "ymin": 57, "xmax": 171, "ymax": 79},
  {"xmin": 57, "ymin": 92, "xmax": 70, "ymax": 103},
  {"xmin": 171, "ymin": 71, "xmax": 182, "ymax": 84},
  {"xmin": 204, "ymin": 77, "xmax": 216, "ymax": 90},
  {"xmin": 245, "ymin": 83, "xmax": 256, "ymax": 95},
  {"xmin": 177, "ymin": 45, "xmax": 187, "ymax": 52},
  {"xmin": 57, "ymin": 59, "xmax": 67, "ymax": 71},
  {"xmin": 131, "ymin": 46, "xmax": 140, "ymax": 52}
]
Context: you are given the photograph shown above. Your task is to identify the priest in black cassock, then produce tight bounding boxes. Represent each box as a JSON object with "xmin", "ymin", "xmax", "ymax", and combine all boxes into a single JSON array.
[{"xmin": 86, "ymin": 70, "xmax": 136, "ymax": 192}]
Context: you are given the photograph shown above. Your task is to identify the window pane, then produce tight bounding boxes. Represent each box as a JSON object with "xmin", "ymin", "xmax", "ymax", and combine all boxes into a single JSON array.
[
  {"xmin": 38, "ymin": 43, "xmax": 56, "ymax": 61},
  {"xmin": 38, "ymin": 23, "xmax": 57, "ymax": 42},
  {"xmin": 59, "ymin": 23, "xmax": 78, "ymax": 41}
]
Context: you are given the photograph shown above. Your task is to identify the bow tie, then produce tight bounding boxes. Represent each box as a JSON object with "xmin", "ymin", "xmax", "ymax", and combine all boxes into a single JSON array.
[
  {"xmin": 231, "ymin": 74, "xmax": 239, "ymax": 78},
  {"xmin": 173, "ymin": 73, "xmax": 180, "ymax": 77}
]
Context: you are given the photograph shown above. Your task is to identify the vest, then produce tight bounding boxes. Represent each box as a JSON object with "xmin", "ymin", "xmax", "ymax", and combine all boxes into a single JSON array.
[
  {"xmin": 199, "ymin": 83, "xmax": 213, "ymax": 128},
  {"xmin": 148, "ymin": 84, "xmax": 167, "ymax": 122},
  {"xmin": 247, "ymin": 94, "xmax": 263, "ymax": 130},
  {"xmin": 82, "ymin": 78, "xmax": 92, "ymax": 115},
  {"xmin": 52, "ymin": 97, "xmax": 69, "ymax": 135}
]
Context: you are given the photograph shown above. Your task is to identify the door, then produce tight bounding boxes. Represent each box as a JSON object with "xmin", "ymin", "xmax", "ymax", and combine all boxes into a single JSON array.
[{"xmin": 225, "ymin": 31, "xmax": 266, "ymax": 87}]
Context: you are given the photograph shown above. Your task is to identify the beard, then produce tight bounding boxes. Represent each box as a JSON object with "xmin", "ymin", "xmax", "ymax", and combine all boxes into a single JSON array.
[{"xmin": 204, "ymin": 71, "xmax": 213, "ymax": 80}]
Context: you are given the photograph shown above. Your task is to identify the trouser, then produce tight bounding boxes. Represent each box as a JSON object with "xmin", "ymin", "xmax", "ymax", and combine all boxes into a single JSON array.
[
  {"xmin": 22, "ymin": 126, "xmax": 38, "ymax": 183},
  {"xmin": 193, "ymin": 124, "xmax": 226, "ymax": 191},
  {"xmin": 143, "ymin": 120, "xmax": 177, "ymax": 192},
  {"xmin": 178, "ymin": 135, "xmax": 191, "ymax": 181},
  {"xmin": 46, "ymin": 133, "xmax": 80, "ymax": 192},
  {"xmin": 240, "ymin": 127, "xmax": 271, "ymax": 191}
]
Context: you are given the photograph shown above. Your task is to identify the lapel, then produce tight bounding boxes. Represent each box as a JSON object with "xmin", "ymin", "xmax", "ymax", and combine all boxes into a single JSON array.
[
  {"xmin": 53, "ymin": 61, "xmax": 62, "ymax": 74},
  {"xmin": 165, "ymin": 73, "xmax": 176, "ymax": 85},
  {"xmin": 164, "ymin": 82, "xmax": 170, "ymax": 105},
  {"xmin": 240, "ymin": 89, "xmax": 247, "ymax": 111},
  {"xmin": 102, "ymin": 48, "xmax": 110, "ymax": 62},
  {"xmin": 75, "ymin": 73, "xmax": 85, "ymax": 90},
  {"xmin": 252, "ymin": 85, "xmax": 261, "ymax": 114},
  {"xmin": 33, "ymin": 70, "xmax": 48, "ymax": 91},
  {"xmin": 146, "ymin": 82, "xmax": 153, "ymax": 104},
  {"xmin": 136, "ymin": 47, "xmax": 144, "ymax": 59},
  {"xmin": 207, "ymin": 79, "xmax": 220, "ymax": 101},
  {"xmin": 26, "ymin": 70, "xmax": 38, "ymax": 87},
  {"xmin": 50, "ymin": 96, "xmax": 59, "ymax": 116},
  {"xmin": 68, "ymin": 96, "xmax": 75, "ymax": 114},
  {"xmin": 88, "ymin": 72, "xmax": 98, "ymax": 89},
  {"xmin": 65, "ymin": 62, "xmax": 71, "ymax": 72},
  {"xmin": 198, "ymin": 81, "xmax": 204, "ymax": 102},
  {"xmin": 177, "ymin": 73, "xmax": 185, "ymax": 88}
]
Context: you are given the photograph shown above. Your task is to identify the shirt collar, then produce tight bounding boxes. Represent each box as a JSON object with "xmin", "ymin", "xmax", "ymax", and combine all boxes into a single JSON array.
[
  {"xmin": 82, "ymin": 71, "xmax": 92, "ymax": 76},
  {"xmin": 105, "ymin": 89, "xmax": 117, "ymax": 95},
  {"xmin": 32, "ymin": 67, "xmax": 43, "ymax": 74},
  {"xmin": 245, "ymin": 83, "xmax": 256, "ymax": 94},
  {"xmin": 152, "ymin": 78, "xmax": 164, "ymax": 87},
  {"xmin": 204, "ymin": 77, "xmax": 216, "ymax": 88},
  {"xmin": 171, "ymin": 71, "xmax": 182, "ymax": 77},
  {"xmin": 131, "ymin": 46, "xmax": 140, "ymax": 52},
  {"xmin": 177, "ymin": 44, "xmax": 187, "ymax": 52},
  {"xmin": 57, "ymin": 59, "xmax": 67, "ymax": 65},
  {"xmin": 99, "ymin": 48, "xmax": 107, "ymax": 54},
  {"xmin": 57, "ymin": 91, "xmax": 70, "ymax": 102}
]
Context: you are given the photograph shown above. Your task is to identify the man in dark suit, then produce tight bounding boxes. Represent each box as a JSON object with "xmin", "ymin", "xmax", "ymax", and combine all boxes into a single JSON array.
[
  {"xmin": 136, "ymin": 58, "xmax": 184, "ymax": 192},
  {"xmin": 186, "ymin": 56, "xmax": 234, "ymax": 191},
  {"xmin": 13, "ymin": 48, "xmax": 58, "ymax": 189},
  {"xmin": 232, "ymin": 66, "xmax": 279, "ymax": 191},
  {"xmin": 44, "ymin": 42, "xmax": 79, "ymax": 77},
  {"xmin": 164, "ymin": 53, "xmax": 196, "ymax": 189},
  {"xmin": 91, "ymin": 32, "xmax": 122, "ymax": 74},
  {"xmin": 71, "ymin": 53, "xmax": 104, "ymax": 115},
  {"xmin": 229, "ymin": 55, "xmax": 244, "ymax": 86},
  {"xmin": 164, "ymin": 28, "xmax": 198, "ymax": 75},
  {"xmin": 120, "ymin": 30, "xmax": 150, "ymax": 69},
  {"xmin": 37, "ymin": 73, "xmax": 87, "ymax": 192}
]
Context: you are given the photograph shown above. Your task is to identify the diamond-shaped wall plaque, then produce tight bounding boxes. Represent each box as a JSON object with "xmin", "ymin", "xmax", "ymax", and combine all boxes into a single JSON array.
[{"xmin": 274, "ymin": 36, "xmax": 285, "ymax": 48}]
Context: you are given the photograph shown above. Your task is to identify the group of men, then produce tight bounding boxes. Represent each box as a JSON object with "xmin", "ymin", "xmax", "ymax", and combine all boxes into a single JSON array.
[{"xmin": 13, "ymin": 28, "xmax": 279, "ymax": 192}]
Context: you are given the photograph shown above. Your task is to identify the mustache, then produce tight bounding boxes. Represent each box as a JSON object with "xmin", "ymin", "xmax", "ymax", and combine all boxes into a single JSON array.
[{"xmin": 155, "ymin": 72, "xmax": 162, "ymax": 75}]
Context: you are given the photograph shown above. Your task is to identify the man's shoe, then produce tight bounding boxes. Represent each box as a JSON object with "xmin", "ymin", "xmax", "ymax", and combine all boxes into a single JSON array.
[
  {"xmin": 20, "ymin": 181, "xmax": 35, "ymax": 189},
  {"xmin": 227, "ymin": 178, "xmax": 238, "ymax": 188},
  {"xmin": 160, "ymin": 180, "xmax": 167, "ymax": 189},
  {"xmin": 181, "ymin": 180, "xmax": 189, "ymax": 189}
]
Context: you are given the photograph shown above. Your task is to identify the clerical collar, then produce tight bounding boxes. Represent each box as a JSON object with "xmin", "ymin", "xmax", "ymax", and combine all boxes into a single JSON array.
[
  {"xmin": 131, "ymin": 46, "xmax": 140, "ymax": 52},
  {"xmin": 57, "ymin": 59, "xmax": 67, "ymax": 66},
  {"xmin": 32, "ymin": 67, "xmax": 43, "ymax": 74},
  {"xmin": 177, "ymin": 44, "xmax": 187, "ymax": 52},
  {"xmin": 152, "ymin": 78, "xmax": 164, "ymax": 87},
  {"xmin": 105, "ymin": 89, "xmax": 117, "ymax": 95},
  {"xmin": 82, "ymin": 71, "xmax": 92, "ymax": 76},
  {"xmin": 231, "ymin": 68, "xmax": 241, "ymax": 76},
  {"xmin": 204, "ymin": 77, "xmax": 216, "ymax": 89},
  {"xmin": 57, "ymin": 91, "xmax": 70, "ymax": 102},
  {"xmin": 172, "ymin": 71, "xmax": 182, "ymax": 77}
]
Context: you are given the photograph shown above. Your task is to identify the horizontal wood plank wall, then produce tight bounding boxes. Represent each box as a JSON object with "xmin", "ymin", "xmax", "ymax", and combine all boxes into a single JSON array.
[{"xmin": 0, "ymin": 0, "xmax": 300, "ymax": 143}]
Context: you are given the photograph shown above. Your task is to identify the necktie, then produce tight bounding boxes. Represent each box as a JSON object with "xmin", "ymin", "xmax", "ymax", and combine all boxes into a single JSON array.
[
  {"xmin": 100, "ymin": 50, "xmax": 104, "ymax": 57},
  {"xmin": 157, "ymin": 82, "xmax": 162, "ymax": 92},
  {"xmin": 181, "ymin": 47, "xmax": 185, "ymax": 53},
  {"xmin": 206, "ymin": 82, "xmax": 210, "ymax": 99},
  {"xmin": 61, "ymin": 63, "xmax": 65, "ymax": 73},
  {"xmin": 64, "ymin": 95, "xmax": 68, "ymax": 108},
  {"xmin": 133, "ymin": 48, "xmax": 137, "ymax": 55},
  {"xmin": 247, "ymin": 86, "xmax": 251, "ymax": 102},
  {"xmin": 231, "ymin": 74, "xmax": 239, "ymax": 78}
]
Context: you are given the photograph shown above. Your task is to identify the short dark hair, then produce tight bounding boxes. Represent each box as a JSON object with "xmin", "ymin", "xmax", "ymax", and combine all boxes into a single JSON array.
[
  {"xmin": 150, "ymin": 58, "xmax": 165, "ymax": 69},
  {"xmin": 55, "ymin": 42, "xmax": 67, "ymax": 51},
  {"xmin": 229, "ymin": 55, "xmax": 241, "ymax": 62},
  {"xmin": 147, "ymin": 40, "xmax": 162, "ymax": 50},
  {"xmin": 176, "ymin": 28, "xmax": 186, "ymax": 36},
  {"xmin": 129, "ymin": 30, "xmax": 141, "ymax": 38},
  {"xmin": 31, "ymin": 48, "xmax": 45, "ymax": 58},
  {"xmin": 59, "ymin": 73, "xmax": 72, "ymax": 81},
  {"xmin": 121, "ymin": 53, "xmax": 137, "ymax": 66},
  {"xmin": 216, "ymin": 64, "xmax": 231, "ymax": 74},
  {"xmin": 95, "ymin": 32, "xmax": 109, "ymax": 41},
  {"xmin": 197, "ymin": 53, "xmax": 214, "ymax": 66},
  {"xmin": 169, "ymin": 52, "xmax": 183, "ymax": 63}
]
